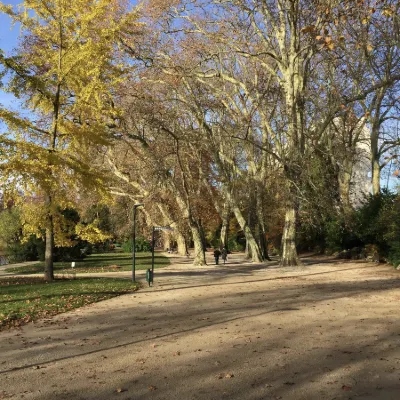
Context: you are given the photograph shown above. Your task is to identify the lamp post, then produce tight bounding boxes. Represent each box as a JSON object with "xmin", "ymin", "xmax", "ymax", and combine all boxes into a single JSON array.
[{"xmin": 132, "ymin": 203, "xmax": 144, "ymax": 282}]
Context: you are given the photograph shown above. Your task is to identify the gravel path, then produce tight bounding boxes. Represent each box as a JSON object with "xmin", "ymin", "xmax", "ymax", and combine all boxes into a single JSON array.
[
  {"xmin": 0, "ymin": 261, "xmax": 37, "ymax": 274},
  {"xmin": 1, "ymin": 255, "xmax": 400, "ymax": 399}
]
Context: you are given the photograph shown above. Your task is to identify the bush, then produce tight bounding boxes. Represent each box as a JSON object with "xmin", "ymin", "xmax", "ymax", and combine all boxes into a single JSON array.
[
  {"xmin": 388, "ymin": 242, "xmax": 400, "ymax": 268},
  {"xmin": 91, "ymin": 240, "xmax": 114, "ymax": 254},
  {"xmin": 227, "ymin": 236, "xmax": 245, "ymax": 252},
  {"xmin": 299, "ymin": 190, "xmax": 400, "ymax": 266},
  {"xmin": 324, "ymin": 216, "xmax": 361, "ymax": 252},
  {"xmin": 122, "ymin": 237, "xmax": 151, "ymax": 253},
  {"xmin": 320, "ymin": 190, "xmax": 400, "ymax": 264},
  {"xmin": 354, "ymin": 190, "xmax": 397, "ymax": 254},
  {"xmin": 6, "ymin": 236, "xmax": 43, "ymax": 263}
]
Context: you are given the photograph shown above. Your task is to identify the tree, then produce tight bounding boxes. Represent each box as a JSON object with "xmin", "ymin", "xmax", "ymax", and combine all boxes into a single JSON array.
[
  {"xmin": 152, "ymin": 0, "xmax": 400, "ymax": 265},
  {"xmin": 0, "ymin": 0, "xmax": 139, "ymax": 280},
  {"xmin": 333, "ymin": 0, "xmax": 400, "ymax": 194}
]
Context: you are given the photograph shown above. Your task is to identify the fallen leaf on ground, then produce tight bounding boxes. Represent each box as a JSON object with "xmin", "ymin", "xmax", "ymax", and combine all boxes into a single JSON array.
[{"xmin": 342, "ymin": 385, "xmax": 352, "ymax": 391}]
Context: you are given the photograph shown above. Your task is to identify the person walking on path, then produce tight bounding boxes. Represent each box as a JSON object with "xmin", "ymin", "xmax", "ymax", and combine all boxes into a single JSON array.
[
  {"xmin": 213, "ymin": 249, "xmax": 221, "ymax": 265},
  {"xmin": 221, "ymin": 247, "xmax": 228, "ymax": 264}
]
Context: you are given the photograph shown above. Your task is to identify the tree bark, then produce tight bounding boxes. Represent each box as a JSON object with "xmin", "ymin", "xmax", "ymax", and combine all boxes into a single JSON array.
[
  {"xmin": 176, "ymin": 232, "xmax": 187, "ymax": 256},
  {"xmin": 231, "ymin": 201, "xmax": 263, "ymax": 262},
  {"xmin": 369, "ymin": 90, "xmax": 385, "ymax": 196},
  {"xmin": 256, "ymin": 184, "xmax": 271, "ymax": 260},
  {"xmin": 44, "ymin": 197, "xmax": 55, "ymax": 281},
  {"xmin": 220, "ymin": 204, "xmax": 230, "ymax": 249},
  {"xmin": 190, "ymin": 220, "xmax": 206, "ymax": 265},
  {"xmin": 280, "ymin": 198, "xmax": 301, "ymax": 267},
  {"xmin": 338, "ymin": 160, "xmax": 353, "ymax": 216},
  {"xmin": 245, "ymin": 188, "xmax": 258, "ymax": 259},
  {"xmin": 371, "ymin": 131, "xmax": 381, "ymax": 195},
  {"xmin": 372, "ymin": 160, "xmax": 381, "ymax": 195}
]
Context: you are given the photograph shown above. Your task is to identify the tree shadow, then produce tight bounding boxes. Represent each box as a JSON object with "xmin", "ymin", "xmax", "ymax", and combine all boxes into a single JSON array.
[{"xmin": 1, "ymin": 264, "xmax": 399, "ymax": 399}]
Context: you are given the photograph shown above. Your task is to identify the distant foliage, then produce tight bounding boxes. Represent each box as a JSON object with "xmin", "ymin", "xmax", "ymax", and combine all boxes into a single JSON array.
[
  {"xmin": 122, "ymin": 237, "xmax": 151, "ymax": 253},
  {"xmin": 324, "ymin": 216, "xmax": 361, "ymax": 252},
  {"xmin": 227, "ymin": 237, "xmax": 245, "ymax": 252},
  {"xmin": 300, "ymin": 190, "xmax": 400, "ymax": 266},
  {"xmin": 6, "ymin": 236, "xmax": 44, "ymax": 263}
]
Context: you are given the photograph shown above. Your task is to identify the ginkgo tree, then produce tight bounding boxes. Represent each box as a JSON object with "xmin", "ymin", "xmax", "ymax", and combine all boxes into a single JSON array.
[{"xmin": 0, "ymin": 0, "xmax": 140, "ymax": 280}]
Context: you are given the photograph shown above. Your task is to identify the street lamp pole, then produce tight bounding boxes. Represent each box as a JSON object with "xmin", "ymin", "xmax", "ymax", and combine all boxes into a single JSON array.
[{"xmin": 132, "ymin": 203, "xmax": 144, "ymax": 282}]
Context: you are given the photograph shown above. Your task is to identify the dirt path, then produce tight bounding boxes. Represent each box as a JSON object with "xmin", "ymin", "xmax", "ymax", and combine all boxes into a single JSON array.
[
  {"xmin": 0, "ymin": 261, "xmax": 37, "ymax": 275},
  {"xmin": 1, "ymin": 255, "xmax": 400, "ymax": 400}
]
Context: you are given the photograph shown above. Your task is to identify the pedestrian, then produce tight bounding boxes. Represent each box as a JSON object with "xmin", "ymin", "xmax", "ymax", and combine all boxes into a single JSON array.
[
  {"xmin": 221, "ymin": 247, "xmax": 228, "ymax": 264},
  {"xmin": 213, "ymin": 248, "xmax": 221, "ymax": 265}
]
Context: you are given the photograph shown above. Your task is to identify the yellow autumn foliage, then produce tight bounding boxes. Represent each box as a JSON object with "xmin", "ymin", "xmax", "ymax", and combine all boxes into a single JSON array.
[
  {"xmin": 75, "ymin": 220, "xmax": 112, "ymax": 244},
  {"xmin": 0, "ymin": 1, "xmax": 141, "ymax": 268},
  {"xmin": 20, "ymin": 201, "xmax": 111, "ymax": 246}
]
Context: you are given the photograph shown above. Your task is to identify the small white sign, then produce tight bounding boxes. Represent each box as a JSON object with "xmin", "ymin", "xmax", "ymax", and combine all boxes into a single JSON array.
[{"xmin": 71, "ymin": 262, "xmax": 76, "ymax": 268}]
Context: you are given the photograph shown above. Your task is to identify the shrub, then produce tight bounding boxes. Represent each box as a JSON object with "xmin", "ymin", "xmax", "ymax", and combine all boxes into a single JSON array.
[
  {"xmin": 227, "ymin": 236, "xmax": 245, "ymax": 252},
  {"xmin": 388, "ymin": 242, "xmax": 400, "ymax": 268},
  {"xmin": 122, "ymin": 237, "xmax": 151, "ymax": 252},
  {"xmin": 299, "ymin": 190, "xmax": 400, "ymax": 266},
  {"xmin": 6, "ymin": 236, "xmax": 43, "ymax": 263},
  {"xmin": 324, "ymin": 216, "xmax": 360, "ymax": 252}
]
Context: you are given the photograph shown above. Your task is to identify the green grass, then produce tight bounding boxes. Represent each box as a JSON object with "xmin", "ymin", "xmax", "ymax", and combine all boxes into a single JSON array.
[
  {"xmin": 5, "ymin": 252, "xmax": 170, "ymax": 275},
  {"xmin": 0, "ymin": 277, "xmax": 139, "ymax": 330}
]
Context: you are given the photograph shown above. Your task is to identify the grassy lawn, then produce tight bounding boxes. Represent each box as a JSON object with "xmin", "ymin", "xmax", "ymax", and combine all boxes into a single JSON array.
[
  {"xmin": 5, "ymin": 252, "xmax": 170, "ymax": 275},
  {"xmin": 0, "ymin": 277, "xmax": 139, "ymax": 330}
]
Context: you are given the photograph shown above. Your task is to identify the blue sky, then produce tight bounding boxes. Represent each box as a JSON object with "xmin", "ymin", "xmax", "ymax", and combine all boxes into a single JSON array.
[
  {"xmin": 0, "ymin": 1, "xmax": 397, "ymax": 190},
  {"xmin": 0, "ymin": 0, "xmax": 20, "ymax": 109},
  {"xmin": 0, "ymin": 1, "xmax": 19, "ymax": 51}
]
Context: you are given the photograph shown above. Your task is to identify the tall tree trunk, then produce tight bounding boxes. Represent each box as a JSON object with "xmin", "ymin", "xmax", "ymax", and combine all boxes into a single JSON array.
[
  {"xmin": 245, "ymin": 188, "xmax": 258, "ymax": 259},
  {"xmin": 245, "ymin": 202, "xmax": 252, "ymax": 259},
  {"xmin": 372, "ymin": 160, "xmax": 380, "ymax": 195},
  {"xmin": 176, "ymin": 232, "xmax": 187, "ymax": 256},
  {"xmin": 197, "ymin": 218, "xmax": 207, "ymax": 254},
  {"xmin": 230, "ymin": 201, "xmax": 263, "ymax": 262},
  {"xmin": 220, "ymin": 204, "xmax": 230, "ymax": 249},
  {"xmin": 172, "ymin": 191, "xmax": 205, "ymax": 264},
  {"xmin": 221, "ymin": 186, "xmax": 263, "ymax": 262},
  {"xmin": 338, "ymin": 160, "xmax": 353, "ymax": 216},
  {"xmin": 371, "ymin": 129, "xmax": 381, "ymax": 195},
  {"xmin": 370, "ymin": 90, "xmax": 385, "ymax": 195},
  {"xmin": 258, "ymin": 225, "xmax": 271, "ymax": 261},
  {"xmin": 256, "ymin": 184, "xmax": 271, "ymax": 260},
  {"xmin": 44, "ymin": 196, "xmax": 55, "ymax": 281},
  {"xmin": 280, "ymin": 193, "xmax": 301, "ymax": 267},
  {"xmin": 190, "ymin": 220, "xmax": 206, "ymax": 265}
]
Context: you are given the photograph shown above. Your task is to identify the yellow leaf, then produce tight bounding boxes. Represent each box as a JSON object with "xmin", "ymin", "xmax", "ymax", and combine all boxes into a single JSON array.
[{"xmin": 382, "ymin": 8, "xmax": 394, "ymax": 17}]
